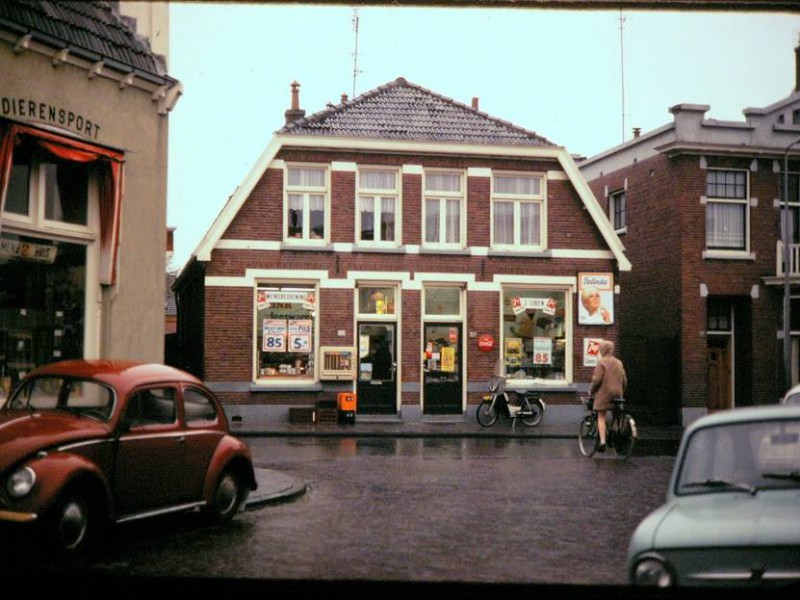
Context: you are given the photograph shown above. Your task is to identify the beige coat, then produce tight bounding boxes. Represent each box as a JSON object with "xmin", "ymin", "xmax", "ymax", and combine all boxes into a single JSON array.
[{"xmin": 590, "ymin": 340, "xmax": 627, "ymax": 411}]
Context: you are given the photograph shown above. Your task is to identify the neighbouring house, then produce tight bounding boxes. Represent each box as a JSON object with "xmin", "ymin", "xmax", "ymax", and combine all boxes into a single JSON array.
[
  {"xmin": 579, "ymin": 40, "xmax": 800, "ymax": 427},
  {"xmin": 0, "ymin": 1, "xmax": 181, "ymax": 399},
  {"xmin": 174, "ymin": 78, "xmax": 630, "ymax": 427}
]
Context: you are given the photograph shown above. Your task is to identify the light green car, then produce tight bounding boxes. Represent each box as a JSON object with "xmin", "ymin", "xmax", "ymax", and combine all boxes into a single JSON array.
[{"xmin": 628, "ymin": 405, "xmax": 800, "ymax": 587}]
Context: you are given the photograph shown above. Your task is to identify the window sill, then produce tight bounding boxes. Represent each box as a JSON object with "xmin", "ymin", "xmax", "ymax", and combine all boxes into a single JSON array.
[
  {"xmin": 250, "ymin": 381, "xmax": 323, "ymax": 392},
  {"xmin": 419, "ymin": 247, "xmax": 471, "ymax": 255},
  {"xmin": 280, "ymin": 242, "xmax": 333, "ymax": 251},
  {"xmin": 354, "ymin": 244, "xmax": 405, "ymax": 253},
  {"xmin": 488, "ymin": 248, "xmax": 552, "ymax": 258},
  {"xmin": 702, "ymin": 250, "xmax": 755, "ymax": 261}
]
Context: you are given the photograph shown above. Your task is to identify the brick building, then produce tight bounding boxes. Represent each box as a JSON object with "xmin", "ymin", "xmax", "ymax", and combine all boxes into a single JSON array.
[
  {"xmin": 579, "ymin": 42, "xmax": 800, "ymax": 426},
  {"xmin": 174, "ymin": 78, "xmax": 630, "ymax": 426},
  {"xmin": 0, "ymin": 1, "xmax": 181, "ymax": 399}
]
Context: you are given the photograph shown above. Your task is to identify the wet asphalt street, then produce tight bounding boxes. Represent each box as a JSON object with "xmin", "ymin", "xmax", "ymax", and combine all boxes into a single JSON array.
[{"xmin": 7, "ymin": 436, "xmax": 676, "ymax": 596}]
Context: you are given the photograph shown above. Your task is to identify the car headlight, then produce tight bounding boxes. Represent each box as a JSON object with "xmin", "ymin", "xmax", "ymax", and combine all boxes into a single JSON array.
[
  {"xmin": 632, "ymin": 555, "xmax": 674, "ymax": 587},
  {"xmin": 6, "ymin": 466, "xmax": 36, "ymax": 499}
]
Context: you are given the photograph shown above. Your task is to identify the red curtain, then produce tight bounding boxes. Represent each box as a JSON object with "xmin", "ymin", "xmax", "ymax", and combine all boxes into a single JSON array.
[{"xmin": 0, "ymin": 123, "xmax": 125, "ymax": 285}]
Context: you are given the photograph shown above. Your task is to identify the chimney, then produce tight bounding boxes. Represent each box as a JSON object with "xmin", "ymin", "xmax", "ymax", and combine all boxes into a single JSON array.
[
  {"xmin": 795, "ymin": 35, "xmax": 800, "ymax": 91},
  {"xmin": 471, "ymin": 97, "xmax": 479, "ymax": 110},
  {"xmin": 633, "ymin": 127, "xmax": 641, "ymax": 138},
  {"xmin": 341, "ymin": 93, "xmax": 348, "ymax": 103},
  {"xmin": 284, "ymin": 81, "xmax": 305, "ymax": 125}
]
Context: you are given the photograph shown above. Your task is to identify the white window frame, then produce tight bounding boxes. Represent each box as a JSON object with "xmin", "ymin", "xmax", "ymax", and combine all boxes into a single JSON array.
[
  {"xmin": 609, "ymin": 188, "xmax": 626, "ymax": 233},
  {"xmin": 283, "ymin": 164, "xmax": 330, "ymax": 245},
  {"xmin": 422, "ymin": 169, "xmax": 465, "ymax": 249},
  {"xmin": 491, "ymin": 171, "xmax": 545, "ymax": 250},
  {"xmin": 356, "ymin": 167, "xmax": 401, "ymax": 247},
  {"xmin": 2, "ymin": 157, "xmax": 98, "ymax": 240},
  {"xmin": 704, "ymin": 168, "xmax": 749, "ymax": 255},
  {"xmin": 491, "ymin": 171, "xmax": 547, "ymax": 250}
]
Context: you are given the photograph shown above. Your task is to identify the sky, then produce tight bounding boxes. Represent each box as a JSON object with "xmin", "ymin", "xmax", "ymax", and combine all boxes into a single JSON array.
[{"xmin": 166, "ymin": 3, "xmax": 800, "ymax": 271}]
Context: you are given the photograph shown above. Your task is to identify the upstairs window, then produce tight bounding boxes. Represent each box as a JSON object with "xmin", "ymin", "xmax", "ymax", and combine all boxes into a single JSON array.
[
  {"xmin": 3, "ymin": 138, "xmax": 92, "ymax": 232},
  {"xmin": 357, "ymin": 168, "xmax": 399, "ymax": 245},
  {"xmin": 423, "ymin": 170, "xmax": 463, "ymax": 247},
  {"xmin": 609, "ymin": 189, "xmax": 626, "ymax": 232},
  {"xmin": 705, "ymin": 169, "xmax": 748, "ymax": 251},
  {"xmin": 492, "ymin": 173, "xmax": 544, "ymax": 249},
  {"xmin": 285, "ymin": 165, "xmax": 327, "ymax": 242},
  {"xmin": 780, "ymin": 172, "xmax": 800, "ymax": 244}
]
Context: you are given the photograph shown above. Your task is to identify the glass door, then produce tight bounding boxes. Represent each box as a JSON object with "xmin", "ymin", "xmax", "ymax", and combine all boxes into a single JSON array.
[
  {"xmin": 422, "ymin": 323, "xmax": 462, "ymax": 414},
  {"xmin": 356, "ymin": 323, "xmax": 397, "ymax": 414}
]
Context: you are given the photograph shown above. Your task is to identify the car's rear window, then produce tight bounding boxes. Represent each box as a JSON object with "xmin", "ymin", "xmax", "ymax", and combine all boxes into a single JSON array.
[{"xmin": 6, "ymin": 377, "xmax": 114, "ymax": 421}]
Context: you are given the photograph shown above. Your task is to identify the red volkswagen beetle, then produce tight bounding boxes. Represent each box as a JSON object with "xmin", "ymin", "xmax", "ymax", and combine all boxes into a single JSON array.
[{"xmin": 0, "ymin": 360, "xmax": 257, "ymax": 553}]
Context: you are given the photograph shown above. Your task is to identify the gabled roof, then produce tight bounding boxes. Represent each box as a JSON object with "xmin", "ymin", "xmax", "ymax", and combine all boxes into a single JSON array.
[
  {"xmin": 191, "ymin": 78, "xmax": 630, "ymax": 272},
  {"xmin": 279, "ymin": 77, "xmax": 556, "ymax": 147},
  {"xmin": 0, "ymin": 0, "xmax": 170, "ymax": 84}
]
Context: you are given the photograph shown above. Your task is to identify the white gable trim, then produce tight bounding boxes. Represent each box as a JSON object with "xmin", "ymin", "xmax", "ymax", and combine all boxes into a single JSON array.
[{"xmin": 193, "ymin": 135, "xmax": 631, "ymax": 271}]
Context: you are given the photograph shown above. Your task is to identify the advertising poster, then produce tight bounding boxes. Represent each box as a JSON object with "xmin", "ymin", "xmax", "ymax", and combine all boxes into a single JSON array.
[
  {"xmin": 583, "ymin": 338, "xmax": 602, "ymax": 367},
  {"xmin": 533, "ymin": 337, "xmax": 553, "ymax": 365},
  {"xmin": 578, "ymin": 272, "xmax": 614, "ymax": 325},
  {"xmin": 441, "ymin": 346, "xmax": 455, "ymax": 372},
  {"xmin": 262, "ymin": 319, "xmax": 287, "ymax": 352}
]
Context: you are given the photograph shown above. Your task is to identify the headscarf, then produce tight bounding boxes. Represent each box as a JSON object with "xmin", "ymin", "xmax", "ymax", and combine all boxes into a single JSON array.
[{"xmin": 599, "ymin": 340, "xmax": 615, "ymax": 357}]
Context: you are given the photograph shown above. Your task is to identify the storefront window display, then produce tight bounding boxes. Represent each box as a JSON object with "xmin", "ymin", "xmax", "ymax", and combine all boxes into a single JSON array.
[
  {"xmin": 502, "ymin": 288, "xmax": 567, "ymax": 382},
  {"xmin": 256, "ymin": 286, "xmax": 316, "ymax": 380},
  {"xmin": 0, "ymin": 233, "xmax": 86, "ymax": 398}
]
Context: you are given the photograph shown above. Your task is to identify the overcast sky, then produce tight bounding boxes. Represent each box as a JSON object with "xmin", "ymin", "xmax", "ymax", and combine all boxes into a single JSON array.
[{"xmin": 166, "ymin": 3, "xmax": 800, "ymax": 271}]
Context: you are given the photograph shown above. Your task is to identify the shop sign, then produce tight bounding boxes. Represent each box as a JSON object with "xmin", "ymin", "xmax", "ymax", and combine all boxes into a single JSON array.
[
  {"xmin": 257, "ymin": 290, "xmax": 316, "ymax": 310},
  {"xmin": 511, "ymin": 296, "xmax": 557, "ymax": 316},
  {"xmin": 1, "ymin": 97, "xmax": 103, "ymax": 140},
  {"xmin": 477, "ymin": 334, "xmax": 495, "ymax": 352},
  {"xmin": 0, "ymin": 238, "xmax": 57, "ymax": 263},
  {"xmin": 262, "ymin": 319, "xmax": 287, "ymax": 352}
]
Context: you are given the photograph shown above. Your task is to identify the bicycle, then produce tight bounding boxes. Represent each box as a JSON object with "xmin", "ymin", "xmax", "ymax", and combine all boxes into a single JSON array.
[{"xmin": 578, "ymin": 395, "xmax": 637, "ymax": 459}]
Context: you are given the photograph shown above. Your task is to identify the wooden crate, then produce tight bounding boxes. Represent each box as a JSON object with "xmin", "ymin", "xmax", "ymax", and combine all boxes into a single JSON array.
[
  {"xmin": 288, "ymin": 406, "xmax": 314, "ymax": 424},
  {"xmin": 315, "ymin": 407, "xmax": 338, "ymax": 424}
]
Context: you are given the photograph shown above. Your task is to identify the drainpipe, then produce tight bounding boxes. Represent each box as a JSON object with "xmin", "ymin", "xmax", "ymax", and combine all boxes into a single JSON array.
[{"xmin": 783, "ymin": 137, "xmax": 800, "ymax": 393}]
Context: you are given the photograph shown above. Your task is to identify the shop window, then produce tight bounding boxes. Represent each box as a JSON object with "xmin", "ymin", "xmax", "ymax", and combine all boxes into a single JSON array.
[
  {"xmin": 256, "ymin": 286, "xmax": 316, "ymax": 380},
  {"xmin": 358, "ymin": 286, "xmax": 396, "ymax": 315},
  {"xmin": 423, "ymin": 170, "xmax": 464, "ymax": 247},
  {"xmin": 502, "ymin": 288, "xmax": 567, "ymax": 382},
  {"xmin": 285, "ymin": 166, "xmax": 327, "ymax": 242},
  {"xmin": 357, "ymin": 168, "xmax": 399, "ymax": 245},
  {"xmin": 424, "ymin": 287, "xmax": 461, "ymax": 316},
  {"xmin": 492, "ymin": 172, "xmax": 544, "ymax": 248},
  {"xmin": 0, "ymin": 233, "xmax": 86, "ymax": 397}
]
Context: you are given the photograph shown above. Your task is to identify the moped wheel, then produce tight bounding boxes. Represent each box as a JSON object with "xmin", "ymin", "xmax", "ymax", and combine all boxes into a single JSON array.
[
  {"xmin": 578, "ymin": 414, "xmax": 599, "ymax": 457},
  {"xmin": 612, "ymin": 415, "xmax": 636, "ymax": 460},
  {"xmin": 476, "ymin": 401, "xmax": 498, "ymax": 427},
  {"xmin": 520, "ymin": 398, "xmax": 544, "ymax": 427}
]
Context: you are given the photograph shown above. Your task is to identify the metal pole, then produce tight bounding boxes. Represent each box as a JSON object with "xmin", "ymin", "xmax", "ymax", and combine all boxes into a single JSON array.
[{"xmin": 783, "ymin": 138, "xmax": 800, "ymax": 393}]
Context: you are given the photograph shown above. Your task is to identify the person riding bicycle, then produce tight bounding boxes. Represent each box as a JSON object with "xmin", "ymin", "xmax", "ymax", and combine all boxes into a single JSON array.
[{"xmin": 589, "ymin": 340, "xmax": 627, "ymax": 453}]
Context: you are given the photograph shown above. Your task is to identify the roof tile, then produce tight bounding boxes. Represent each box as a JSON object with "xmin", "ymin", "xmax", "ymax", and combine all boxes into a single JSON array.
[{"xmin": 279, "ymin": 78, "xmax": 556, "ymax": 147}]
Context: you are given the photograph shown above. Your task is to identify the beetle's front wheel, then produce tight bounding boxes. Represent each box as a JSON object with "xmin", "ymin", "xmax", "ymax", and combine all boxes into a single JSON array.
[{"xmin": 45, "ymin": 493, "xmax": 93, "ymax": 554}]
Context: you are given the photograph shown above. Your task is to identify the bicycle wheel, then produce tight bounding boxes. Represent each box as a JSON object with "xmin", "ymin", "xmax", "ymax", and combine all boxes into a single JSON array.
[
  {"xmin": 520, "ymin": 398, "xmax": 544, "ymax": 427},
  {"xmin": 612, "ymin": 414, "xmax": 636, "ymax": 460},
  {"xmin": 578, "ymin": 414, "xmax": 598, "ymax": 457},
  {"xmin": 476, "ymin": 401, "xmax": 498, "ymax": 427}
]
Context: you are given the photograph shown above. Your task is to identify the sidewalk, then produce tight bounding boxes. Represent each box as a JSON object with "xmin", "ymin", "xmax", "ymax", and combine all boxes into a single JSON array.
[{"xmin": 242, "ymin": 414, "xmax": 685, "ymax": 509}]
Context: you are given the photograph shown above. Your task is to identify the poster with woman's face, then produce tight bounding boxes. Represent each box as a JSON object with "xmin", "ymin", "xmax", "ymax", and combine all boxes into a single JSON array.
[{"xmin": 578, "ymin": 273, "xmax": 614, "ymax": 325}]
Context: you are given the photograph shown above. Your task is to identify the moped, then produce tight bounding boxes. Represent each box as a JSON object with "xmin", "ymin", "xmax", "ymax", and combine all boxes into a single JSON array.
[{"xmin": 476, "ymin": 375, "xmax": 545, "ymax": 428}]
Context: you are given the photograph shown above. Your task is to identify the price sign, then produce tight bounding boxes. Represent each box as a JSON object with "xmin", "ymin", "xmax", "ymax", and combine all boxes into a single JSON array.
[
  {"xmin": 533, "ymin": 337, "xmax": 553, "ymax": 365},
  {"xmin": 289, "ymin": 334, "xmax": 311, "ymax": 353},
  {"xmin": 263, "ymin": 319, "xmax": 287, "ymax": 352}
]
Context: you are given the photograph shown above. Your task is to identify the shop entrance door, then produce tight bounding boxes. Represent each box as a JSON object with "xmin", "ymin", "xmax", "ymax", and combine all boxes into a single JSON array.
[
  {"xmin": 356, "ymin": 323, "xmax": 397, "ymax": 415},
  {"xmin": 707, "ymin": 335, "xmax": 732, "ymax": 411},
  {"xmin": 422, "ymin": 323, "xmax": 462, "ymax": 415}
]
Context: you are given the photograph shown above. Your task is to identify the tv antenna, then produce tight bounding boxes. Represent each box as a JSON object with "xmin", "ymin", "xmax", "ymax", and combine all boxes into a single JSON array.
[
  {"xmin": 351, "ymin": 8, "xmax": 361, "ymax": 99},
  {"xmin": 619, "ymin": 9, "xmax": 627, "ymax": 143}
]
